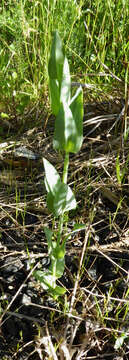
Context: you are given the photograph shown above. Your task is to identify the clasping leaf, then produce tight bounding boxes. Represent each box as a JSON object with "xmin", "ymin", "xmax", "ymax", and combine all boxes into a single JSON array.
[
  {"xmin": 43, "ymin": 158, "xmax": 76, "ymax": 216},
  {"xmin": 53, "ymin": 86, "xmax": 83, "ymax": 153},
  {"xmin": 48, "ymin": 30, "xmax": 71, "ymax": 115}
]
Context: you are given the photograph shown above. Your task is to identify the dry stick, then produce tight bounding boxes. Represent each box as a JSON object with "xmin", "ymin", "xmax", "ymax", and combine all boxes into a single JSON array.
[
  {"xmin": 60, "ymin": 342, "xmax": 71, "ymax": 360},
  {"xmin": 94, "ymin": 245, "xmax": 128, "ymax": 276},
  {"xmin": 108, "ymin": 103, "xmax": 126, "ymax": 134},
  {"xmin": 71, "ymin": 82, "xmax": 104, "ymax": 95},
  {"xmin": 29, "ymin": 302, "xmax": 83, "ymax": 321},
  {"xmin": 45, "ymin": 322, "xmax": 58, "ymax": 360},
  {"xmin": 0, "ymin": 262, "xmax": 39, "ymax": 327},
  {"xmin": 64, "ymin": 225, "xmax": 91, "ymax": 340},
  {"xmin": 6, "ymin": 310, "xmax": 45, "ymax": 325},
  {"xmin": 13, "ymin": 340, "xmax": 34, "ymax": 359},
  {"xmin": 69, "ymin": 277, "xmax": 101, "ymax": 348}
]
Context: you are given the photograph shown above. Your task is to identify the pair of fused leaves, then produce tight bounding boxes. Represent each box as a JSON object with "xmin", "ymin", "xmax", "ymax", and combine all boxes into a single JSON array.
[
  {"xmin": 43, "ymin": 158, "xmax": 76, "ymax": 217},
  {"xmin": 48, "ymin": 30, "xmax": 83, "ymax": 154},
  {"xmin": 34, "ymin": 227, "xmax": 66, "ymax": 298}
]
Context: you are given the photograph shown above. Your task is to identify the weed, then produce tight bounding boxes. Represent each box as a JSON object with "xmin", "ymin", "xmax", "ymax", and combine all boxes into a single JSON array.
[{"xmin": 34, "ymin": 30, "xmax": 85, "ymax": 299}]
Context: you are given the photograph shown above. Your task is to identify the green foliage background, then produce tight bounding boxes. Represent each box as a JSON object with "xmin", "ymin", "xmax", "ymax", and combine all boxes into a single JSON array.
[{"xmin": 0, "ymin": 0, "xmax": 128, "ymax": 112}]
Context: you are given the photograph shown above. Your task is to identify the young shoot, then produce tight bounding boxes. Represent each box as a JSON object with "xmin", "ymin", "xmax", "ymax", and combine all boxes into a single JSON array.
[{"xmin": 34, "ymin": 30, "xmax": 84, "ymax": 299}]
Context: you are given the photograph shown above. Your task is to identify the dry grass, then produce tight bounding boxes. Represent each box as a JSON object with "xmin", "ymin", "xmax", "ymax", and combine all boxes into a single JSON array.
[{"xmin": 0, "ymin": 96, "xmax": 129, "ymax": 359}]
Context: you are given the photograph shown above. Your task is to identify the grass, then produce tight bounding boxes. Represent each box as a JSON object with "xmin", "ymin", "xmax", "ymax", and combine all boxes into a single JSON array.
[
  {"xmin": 0, "ymin": 0, "xmax": 128, "ymax": 114},
  {"xmin": 0, "ymin": 0, "xmax": 129, "ymax": 359}
]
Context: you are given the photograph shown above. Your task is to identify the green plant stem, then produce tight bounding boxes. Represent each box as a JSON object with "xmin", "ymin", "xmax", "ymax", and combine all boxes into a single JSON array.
[
  {"xmin": 62, "ymin": 152, "xmax": 69, "ymax": 184},
  {"xmin": 57, "ymin": 152, "xmax": 69, "ymax": 246},
  {"xmin": 57, "ymin": 213, "xmax": 64, "ymax": 247}
]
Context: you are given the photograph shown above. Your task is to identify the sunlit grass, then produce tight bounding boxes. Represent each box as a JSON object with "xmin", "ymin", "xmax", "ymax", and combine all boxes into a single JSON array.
[{"xmin": 0, "ymin": 0, "xmax": 128, "ymax": 111}]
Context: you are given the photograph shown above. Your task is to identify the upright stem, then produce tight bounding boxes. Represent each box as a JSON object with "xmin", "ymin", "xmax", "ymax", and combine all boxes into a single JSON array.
[
  {"xmin": 62, "ymin": 152, "xmax": 69, "ymax": 184},
  {"xmin": 57, "ymin": 152, "xmax": 69, "ymax": 246}
]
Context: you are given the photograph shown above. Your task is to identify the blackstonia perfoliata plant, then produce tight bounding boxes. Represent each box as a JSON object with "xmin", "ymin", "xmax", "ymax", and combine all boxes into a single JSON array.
[{"xmin": 34, "ymin": 30, "xmax": 84, "ymax": 299}]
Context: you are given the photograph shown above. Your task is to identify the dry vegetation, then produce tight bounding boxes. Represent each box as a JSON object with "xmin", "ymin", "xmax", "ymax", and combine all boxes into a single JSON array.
[{"xmin": 0, "ymin": 93, "xmax": 129, "ymax": 359}]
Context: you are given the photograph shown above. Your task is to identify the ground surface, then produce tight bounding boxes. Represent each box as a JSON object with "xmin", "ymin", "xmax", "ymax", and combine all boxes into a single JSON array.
[{"xmin": 0, "ymin": 98, "xmax": 129, "ymax": 359}]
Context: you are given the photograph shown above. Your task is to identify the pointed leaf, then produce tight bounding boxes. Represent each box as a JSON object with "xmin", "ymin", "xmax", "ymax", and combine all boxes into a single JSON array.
[
  {"xmin": 60, "ymin": 57, "xmax": 71, "ymax": 105},
  {"xmin": 43, "ymin": 158, "xmax": 61, "ymax": 195},
  {"xmin": 64, "ymin": 184, "xmax": 77, "ymax": 212},
  {"xmin": 53, "ymin": 102, "xmax": 78, "ymax": 153},
  {"xmin": 33, "ymin": 270, "xmax": 54, "ymax": 290},
  {"xmin": 46, "ymin": 182, "xmax": 76, "ymax": 217},
  {"xmin": 34, "ymin": 270, "xmax": 66, "ymax": 298},
  {"xmin": 48, "ymin": 31, "xmax": 71, "ymax": 116},
  {"xmin": 49, "ymin": 60, "xmax": 71, "ymax": 116},
  {"xmin": 49, "ymin": 78, "xmax": 60, "ymax": 116},
  {"xmin": 53, "ymin": 182, "xmax": 77, "ymax": 216},
  {"xmin": 70, "ymin": 86, "xmax": 83, "ymax": 153},
  {"xmin": 52, "ymin": 242, "xmax": 66, "ymax": 259},
  {"xmin": 46, "ymin": 191, "xmax": 55, "ymax": 214},
  {"xmin": 51, "ymin": 286, "xmax": 66, "ymax": 297},
  {"xmin": 44, "ymin": 227, "xmax": 53, "ymax": 255},
  {"xmin": 73, "ymin": 224, "xmax": 86, "ymax": 231},
  {"xmin": 48, "ymin": 30, "xmax": 64, "ymax": 81},
  {"xmin": 50, "ymin": 257, "xmax": 65, "ymax": 278},
  {"xmin": 43, "ymin": 158, "xmax": 76, "ymax": 216}
]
